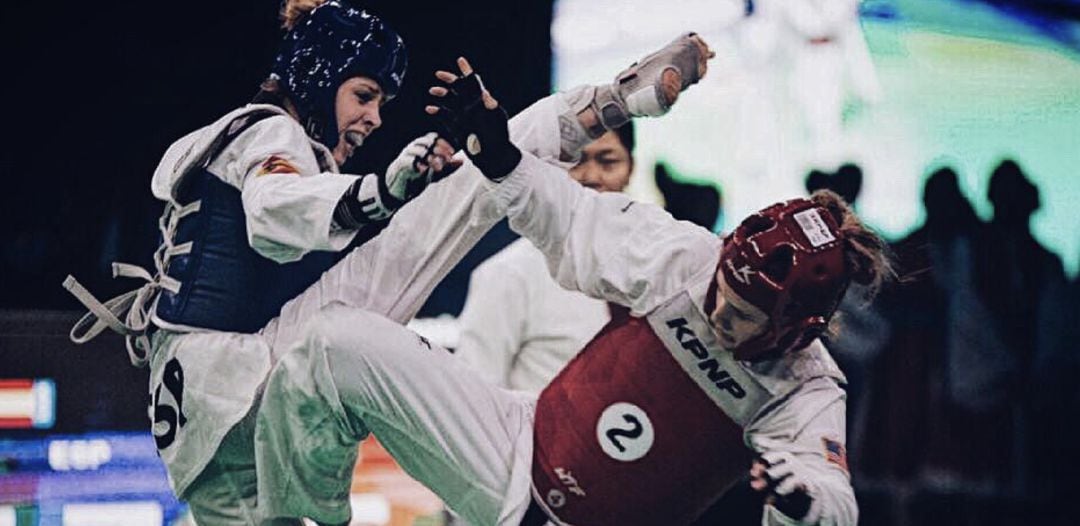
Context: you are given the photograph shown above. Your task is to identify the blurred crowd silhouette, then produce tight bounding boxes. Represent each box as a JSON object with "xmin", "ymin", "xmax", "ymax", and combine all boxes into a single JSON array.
[
  {"xmin": 683, "ymin": 157, "xmax": 1077, "ymax": 525},
  {"xmin": 808, "ymin": 159, "xmax": 1078, "ymax": 525}
]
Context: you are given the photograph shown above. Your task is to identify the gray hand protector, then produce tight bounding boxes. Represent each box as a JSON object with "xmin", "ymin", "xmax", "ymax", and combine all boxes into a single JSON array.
[{"xmin": 572, "ymin": 32, "xmax": 707, "ymax": 137}]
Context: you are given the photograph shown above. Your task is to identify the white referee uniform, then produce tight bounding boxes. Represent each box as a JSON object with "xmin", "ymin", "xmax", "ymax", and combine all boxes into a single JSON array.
[{"xmin": 456, "ymin": 238, "xmax": 610, "ymax": 392}]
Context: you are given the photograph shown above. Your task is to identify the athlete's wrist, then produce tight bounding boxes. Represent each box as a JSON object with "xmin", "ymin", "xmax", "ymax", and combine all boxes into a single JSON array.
[{"xmin": 332, "ymin": 174, "xmax": 394, "ymax": 230}]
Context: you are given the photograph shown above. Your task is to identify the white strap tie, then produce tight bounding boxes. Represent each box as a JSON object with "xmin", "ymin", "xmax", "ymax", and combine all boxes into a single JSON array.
[{"xmin": 63, "ymin": 199, "xmax": 202, "ymax": 368}]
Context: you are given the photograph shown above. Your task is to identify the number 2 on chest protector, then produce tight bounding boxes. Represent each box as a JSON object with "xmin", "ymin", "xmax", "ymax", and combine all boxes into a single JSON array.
[
  {"xmin": 596, "ymin": 402, "xmax": 655, "ymax": 462},
  {"xmin": 152, "ymin": 358, "xmax": 188, "ymax": 450}
]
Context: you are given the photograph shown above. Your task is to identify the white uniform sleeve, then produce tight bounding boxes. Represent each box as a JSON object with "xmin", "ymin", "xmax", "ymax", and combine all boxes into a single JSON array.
[
  {"xmin": 491, "ymin": 152, "xmax": 719, "ymax": 315},
  {"xmin": 509, "ymin": 87, "xmax": 575, "ymax": 168},
  {"xmin": 208, "ymin": 115, "xmax": 361, "ymax": 263},
  {"xmin": 274, "ymin": 92, "xmax": 582, "ymax": 331},
  {"xmin": 455, "ymin": 259, "xmax": 529, "ymax": 387},
  {"xmin": 748, "ymin": 378, "xmax": 858, "ymax": 526},
  {"xmin": 216, "ymin": 92, "xmax": 572, "ymax": 265}
]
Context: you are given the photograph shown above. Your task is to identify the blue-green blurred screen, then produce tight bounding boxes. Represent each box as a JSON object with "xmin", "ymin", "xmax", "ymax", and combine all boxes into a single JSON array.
[{"xmin": 553, "ymin": 0, "xmax": 1079, "ymax": 276}]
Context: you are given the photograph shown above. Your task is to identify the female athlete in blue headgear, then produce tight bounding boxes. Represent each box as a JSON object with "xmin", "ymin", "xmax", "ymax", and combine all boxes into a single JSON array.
[
  {"xmin": 61, "ymin": 1, "xmax": 454, "ymax": 522},
  {"xmin": 63, "ymin": 0, "xmax": 714, "ymax": 521},
  {"xmin": 60, "ymin": 0, "xmax": 445, "ymax": 518}
]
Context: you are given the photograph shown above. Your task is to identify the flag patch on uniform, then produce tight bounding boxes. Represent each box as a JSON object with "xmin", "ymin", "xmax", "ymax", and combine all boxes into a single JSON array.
[
  {"xmin": 822, "ymin": 437, "xmax": 848, "ymax": 472},
  {"xmin": 256, "ymin": 155, "xmax": 300, "ymax": 176}
]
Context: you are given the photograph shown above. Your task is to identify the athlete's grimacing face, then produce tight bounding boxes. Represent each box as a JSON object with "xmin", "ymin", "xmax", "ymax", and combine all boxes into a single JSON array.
[
  {"xmin": 709, "ymin": 268, "xmax": 769, "ymax": 350},
  {"xmin": 332, "ymin": 76, "xmax": 385, "ymax": 164}
]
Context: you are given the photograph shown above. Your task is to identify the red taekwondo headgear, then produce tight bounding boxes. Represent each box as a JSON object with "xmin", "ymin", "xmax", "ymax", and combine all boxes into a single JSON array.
[{"xmin": 720, "ymin": 198, "xmax": 850, "ymax": 361}]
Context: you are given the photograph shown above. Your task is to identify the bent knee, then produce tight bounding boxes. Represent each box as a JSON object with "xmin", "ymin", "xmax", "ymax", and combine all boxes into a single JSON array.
[{"xmin": 297, "ymin": 305, "xmax": 387, "ymax": 355}]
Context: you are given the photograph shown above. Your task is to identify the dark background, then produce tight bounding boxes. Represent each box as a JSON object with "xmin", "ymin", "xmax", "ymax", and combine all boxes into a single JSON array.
[
  {"xmin": 0, "ymin": 0, "xmax": 553, "ymax": 436},
  {"xmin": 1, "ymin": 0, "xmax": 553, "ymax": 313}
]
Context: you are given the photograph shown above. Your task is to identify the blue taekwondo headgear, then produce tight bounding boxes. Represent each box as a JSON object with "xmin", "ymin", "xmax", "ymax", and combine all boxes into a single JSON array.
[{"xmin": 271, "ymin": 1, "xmax": 408, "ymax": 150}]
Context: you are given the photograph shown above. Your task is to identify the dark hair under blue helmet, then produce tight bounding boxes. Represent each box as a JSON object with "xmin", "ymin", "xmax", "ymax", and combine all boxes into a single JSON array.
[{"xmin": 271, "ymin": 1, "xmax": 407, "ymax": 150}]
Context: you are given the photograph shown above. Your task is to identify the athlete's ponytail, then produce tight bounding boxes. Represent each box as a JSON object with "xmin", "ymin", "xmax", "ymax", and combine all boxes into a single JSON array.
[{"xmin": 810, "ymin": 190, "xmax": 895, "ymax": 302}]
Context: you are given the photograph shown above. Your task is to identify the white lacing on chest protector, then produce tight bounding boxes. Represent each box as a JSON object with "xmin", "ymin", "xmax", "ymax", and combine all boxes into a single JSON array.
[{"xmin": 62, "ymin": 199, "xmax": 201, "ymax": 367}]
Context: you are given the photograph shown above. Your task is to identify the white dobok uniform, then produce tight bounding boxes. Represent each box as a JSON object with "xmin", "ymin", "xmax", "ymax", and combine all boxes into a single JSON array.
[
  {"xmin": 266, "ymin": 149, "xmax": 859, "ymax": 525},
  {"xmin": 132, "ymin": 90, "xmax": 574, "ymax": 524},
  {"xmin": 89, "ymin": 77, "xmax": 855, "ymax": 524}
]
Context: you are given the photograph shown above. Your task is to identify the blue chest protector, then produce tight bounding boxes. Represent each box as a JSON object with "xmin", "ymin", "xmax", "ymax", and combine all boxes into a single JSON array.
[{"xmin": 153, "ymin": 115, "xmax": 385, "ymax": 334}]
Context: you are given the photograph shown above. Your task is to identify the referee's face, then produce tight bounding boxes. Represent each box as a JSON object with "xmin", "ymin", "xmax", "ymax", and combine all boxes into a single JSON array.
[{"xmin": 569, "ymin": 131, "xmax": 633, "ymax": 193}]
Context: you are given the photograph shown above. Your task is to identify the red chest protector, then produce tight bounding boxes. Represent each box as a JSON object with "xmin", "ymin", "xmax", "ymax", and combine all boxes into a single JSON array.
[{"xmin": 531, "ymin": 315, "xmax": 753, "ymax": 525}]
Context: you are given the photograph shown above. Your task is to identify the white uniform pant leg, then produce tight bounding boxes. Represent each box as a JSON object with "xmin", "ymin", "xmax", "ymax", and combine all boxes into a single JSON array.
[
  {"xmin": 185, "ymin": 404, "xmax": 303, "ymax": 526},
  {"xmin": 258, "ymin": 306, "xmax": 536, "ymax": 526},
  {"xmin": 145, "ymin": 329, "xmax": 278, "ymax": 524},
  {"xmin": 184, "ymin": 410, "xmax": 259, "ymax": 526}
]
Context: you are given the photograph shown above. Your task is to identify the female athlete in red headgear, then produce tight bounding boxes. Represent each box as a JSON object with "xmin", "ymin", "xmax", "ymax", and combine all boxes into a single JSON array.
[{"xmin": 250, "ymin": 49, "xmax": 888, "ymax": 525}]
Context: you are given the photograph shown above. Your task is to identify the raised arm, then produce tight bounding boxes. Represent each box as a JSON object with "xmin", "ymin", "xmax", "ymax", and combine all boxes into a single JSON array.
[
  {"xmin": 491, "ymin": 152, "xmax": 720, "ymax": 314},
  {"xmin": 279, "ymin": 34, "xmax": 716, "ymax": 324},
  {"xmin": 476, "ymin": 33, "xmax": 719, "ymax": 313},
  {"xmin": 236, "ymin": 52, "xmax": 603, "ymax": 266},
  {"xmin": 275, "ymin": 65, "xmax": 636, "ymax": 325}
]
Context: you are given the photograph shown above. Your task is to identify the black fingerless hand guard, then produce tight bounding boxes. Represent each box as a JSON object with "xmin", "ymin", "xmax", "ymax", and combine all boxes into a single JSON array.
[
  {"xmin": 432, "ymin": 72, "xmax": 521, "ymax": 182},
  {"xmin": 774, "ymin": 488, "xmax": 812, "ymax": 520}
]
